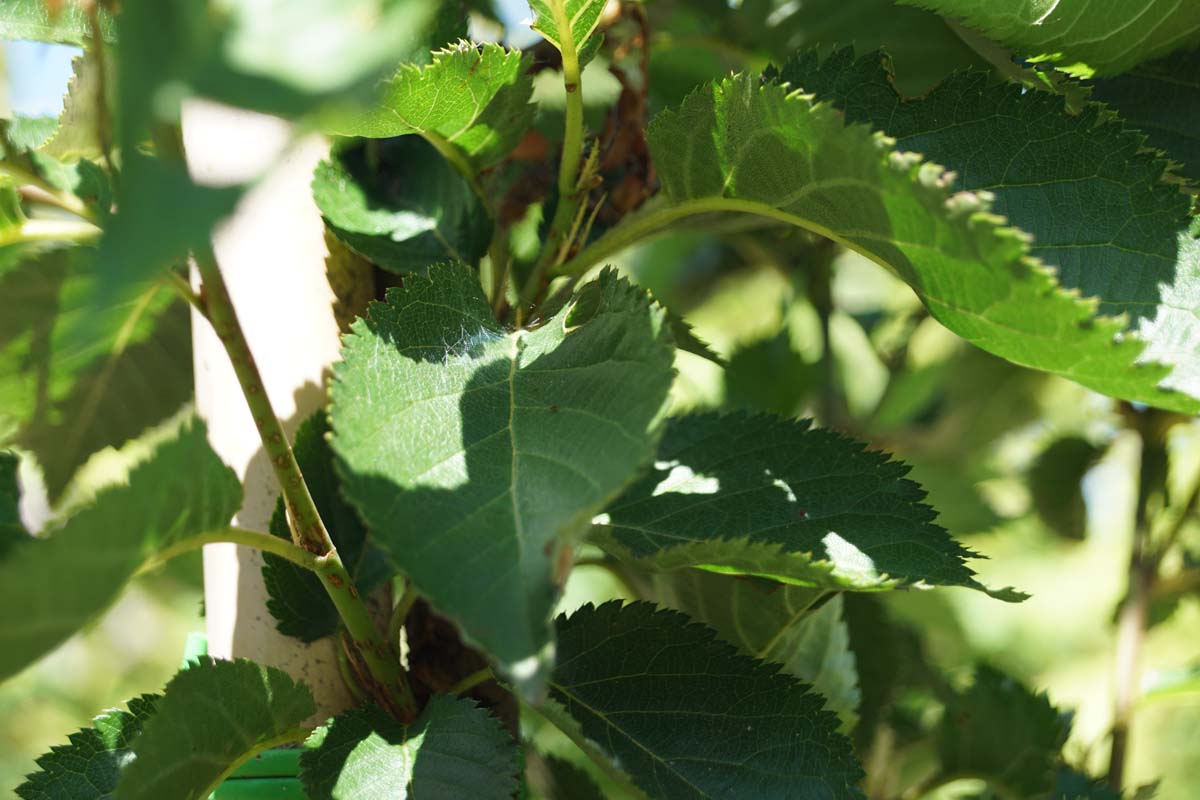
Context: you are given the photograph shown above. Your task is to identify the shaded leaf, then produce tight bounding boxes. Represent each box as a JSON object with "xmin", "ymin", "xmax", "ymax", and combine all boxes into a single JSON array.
[
  {"xmin": 1029, "ymin": 436, "xmax": 1105, "ymax": 540},
  {"xmin": 648, "ymin": 0, "xmax": 983, "ymax": 98},
  {"xmin": 654, "ymin": 571, "xmax": 861, "ymax": 727},
  {"xmin": 1054, "ymin": 768, "xmax": 1123, "ymax": 800},
  {"xmin": 263, "ymin": 410, "xmax": 392, "ymax": 641},
  {"xmin": 666, "ymin": 310, "xmax": 723, "ymax": 365},
  {"xmin": 1089, "ymin": 47, "xmax": 1200, "ymax": 182},
  {"xmin": 115, "ymin": 658, "xmax": 314, "ymax": 800},
  {"xmin": 299, "ymin": 695, "xmax": 518, "ymax": 800},
  {"xmin": 638, "ymin": 71, "xmax": 1193, "ymax": 412},
  {"xmin": 594, "ymin": 413, "xmax": 1018, "ymax": 598},
  {"xmin": 898, "ymin": 0, "xmax": 1200, "ymax": 76},
  {"xmin": 550, "ymin": 601, "xmax": 865, "ymax": 799},
  {"xmin": 16, "ymin": 695, "xmax": 159, "ymax": 800},
  {"xmin": 0, "ymin": 450, "xmax": 28, "ymax": 558},
  {"xmin": 325, "ymin": 41, "xmax": 535, "ymax": 170},
  {"xmin": 841, "ymin": 595, "xmax": 939, "ymax": 749},
  {"xmin": 723, "ymin": 329, "xmax": 815, "ymax": 416},
  {"xmin": 331, "ymin": 262, "xmax": 674, "ymax": 689},
  {"xmin": 937, "ymin": 666, "xmax": 1071, "ymax": 796},
  {"xmin": 528, "ymin": 754, "xmax": 606, "ymax": 800},
  {"xmin": 775, "ymin": 48, "xmax": 1200, "ymax": 408},
  {"xmin": 0, "ymin": 421, "xmax": 242, "ymax": 680},
  {"xmin": 0, "ymin": 250, "xmax": 194, "ymax": 500},
  {"xmin": 80, "ymin": 0, "xmax": 447, "ymax": 348},
  {"xmin": 313, "ymin": 137, "xmax": 492, "ymax": 274}
]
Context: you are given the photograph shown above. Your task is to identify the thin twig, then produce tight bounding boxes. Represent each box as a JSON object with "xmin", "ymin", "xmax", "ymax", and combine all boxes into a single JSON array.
[{"xmin": 449, "ymin": 667, "xmax": 494, "ymax": 695}]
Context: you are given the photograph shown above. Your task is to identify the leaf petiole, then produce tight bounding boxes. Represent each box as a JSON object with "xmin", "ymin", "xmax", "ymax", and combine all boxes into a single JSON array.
[{"xmin": 137, "ymin": 526, "xmax": 319, "ymax": 577}]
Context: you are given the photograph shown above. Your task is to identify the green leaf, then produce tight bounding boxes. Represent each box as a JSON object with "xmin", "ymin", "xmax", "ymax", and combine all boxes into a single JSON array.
[
  {"xmin": 313, "ymin": 137, "xmax": 492, "ymax": 274},
  {"xmin": 529, "ymin": 754, "xmax": 606, "ymax": 800},
  {"xmin": 331, "ymin": 262, "xmax": 674, "ymax": 689},
  {"xmin": 0, "ymin": 0, "xmax": 114, "ymax": 45},
  {"xmin": 115, "ymin": 658, "xmax": 314, "ymax": 800},
  {"xmin": 325, "ymin": 41, "xmax": 535, "ymax": 171},
  {"xmin": 6, "ymin": 117, "xmax": 59, "ymax": 151},
  {"xmin": 528, "ymin": 0, "xmax": 607, "ymax": 65},
  {"xmin": 81, "ymin": 0, "xmax": 448, "ymax": 349},
  {"xmin": 653, "ymin": 572, "xmax": 861, "ymax": 728},
  {"xmin": 1029, "ymin": 436, "xmax": 1105, "ymax": 540},
  {"xmin": 29, "ymin": 154, "xmax": 113, "ymax": 222},
  {"xmin": 299, "ymin": 695, "xmax": 518, "ymax": 799},
  {"xmin": 666, "ymin": 310, "xmax": 723, "ymax": 365},
  {"xmin": 898, "ymin": 0, "xmax": 1200, "ymax": 76},
  {"xmin": 0, "ymin": 420, "xmax": 242, "ymax": 680},
  {"xmin": 594, "ymin": 413, "xmax": 1017, "ymax": 598},
  {"xmin": 38, "ymin": 51, "xmax": 114, "ymax": 162},
  {"xmin": 86, "ymin": 154, "xmax": 239, "ymax": 343},
  {"xmin": 263, "ymin": 410, "xmax": 392, "ymax": 642},
  {"xmin": 841, "ymin": 595, "xmax": 938, "ymax": 748},
  {"xmin": 1089, "ymin": 48, "xmax": 1200, "ymax": 182},
  {"xmin": 0, "ymin": 250, "xmax": 194, "ymax": 500},
  {"xmin": 1054, "ymin": 768, "xmax": 1123, "ymax": 800},
  {"xmin": 652, "ymin": 0, "xmax": 984, "ymax": 96},
  {"xmin": 16, "ymin": 695, "xmax": 159, "ymax": 800},
  {"xmin": 774, "ymin": 48, "xmax": 1200, "ymax": 410},
  {"xmin": 936, "ymin": 666, "xmax": 1071, "ymax": 796},
  {"xmin": 550, "ymin": 601, "xmax": 864, "ymax": 799},
  {"xmin": 723, "ymin": 330, "xmax": 816, "ymax": 416},
  {"xmin": 0, "ymin": 450, "xmax": 27, "ymax": 559},
  {"xmin": 632, "ymin": 71, "xmax": 1195, "ymax": 412}
]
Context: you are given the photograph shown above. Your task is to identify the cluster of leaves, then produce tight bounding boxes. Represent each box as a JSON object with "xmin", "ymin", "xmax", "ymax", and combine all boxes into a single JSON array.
[{"xmin": 3, "ymin": 0, "xmax": 1200, "ymax": 797}]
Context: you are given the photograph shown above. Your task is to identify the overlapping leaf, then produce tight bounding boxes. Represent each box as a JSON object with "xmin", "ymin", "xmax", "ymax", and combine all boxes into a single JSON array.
[
  {"xmin": 550, "ymin": 601, "xmax": 864, "ymax": 799},
  {"xmin": 331, "ymin": 262, "xmax": 674, "ymax": 688},
  {"xmin": 0, "ymin": 250, "xmax": 193, "ymax": 500},
  {"xmin": 1090, "ymin": 47, "xmax": 1200, "ymax": 181},
  {"xmin": 654, "ymin": 571, "xmax": 861, "ymax": 727},
  {"xmin": 263, "ymin": 411, "xmax": 391, "ymax": 641},
  {"xmin": 899, "ymin": 0, "xmax": 1200, "ymax": 76},
  {"xmin": 115, "ymin": 658, "xmax": 314, "ymax": 800},
  {"xmin": 630, "ymin": 72, "xmax": 1194, "ymax": 412},
  {"xmin": 936, "ymin": 666, "xmax": 1072, "ymax": 796},
  {"xmin": 594, "ymin": 413, "xmax": 1017, "ymax": 598},
  {"xmin": 16, "ymin": 695, "xmax": 159, "ymax": 800},
  {"xmin": 774, "ymin": 48, "xmax": 1200, "ymax": 408},
  {"xmin": 650, "ymin": 0, "xmax": 983, "ymax": 97},
  {"xmin": 80, "ymin": 0, "xmax": 449, "ymax": 349},
  {"xmin": 313, "ymin": 137, "xmax": 492, "ymax": 273},
  {"xmin": 299, "ymin": 695, "xmax": 518, "ymax": 799},
  {"xmin": 325, "ymin": 41, "xmax": 535, "ymax": 171},
  {"xmin": 0, "ymin": 421, "xmax": 241, "ymax": 680}
]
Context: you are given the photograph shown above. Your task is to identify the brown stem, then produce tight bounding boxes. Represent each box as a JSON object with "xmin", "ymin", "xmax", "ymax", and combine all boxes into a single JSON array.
[{"xmin": 1108, "ymin": 409, "xmax": 1168, "ymax": 790}]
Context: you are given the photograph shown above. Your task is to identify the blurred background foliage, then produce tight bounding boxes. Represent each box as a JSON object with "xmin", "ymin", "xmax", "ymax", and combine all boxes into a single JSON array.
[{"xmin": 3, "ymin": 1, "xmax": 1200, "ymax": 797}]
